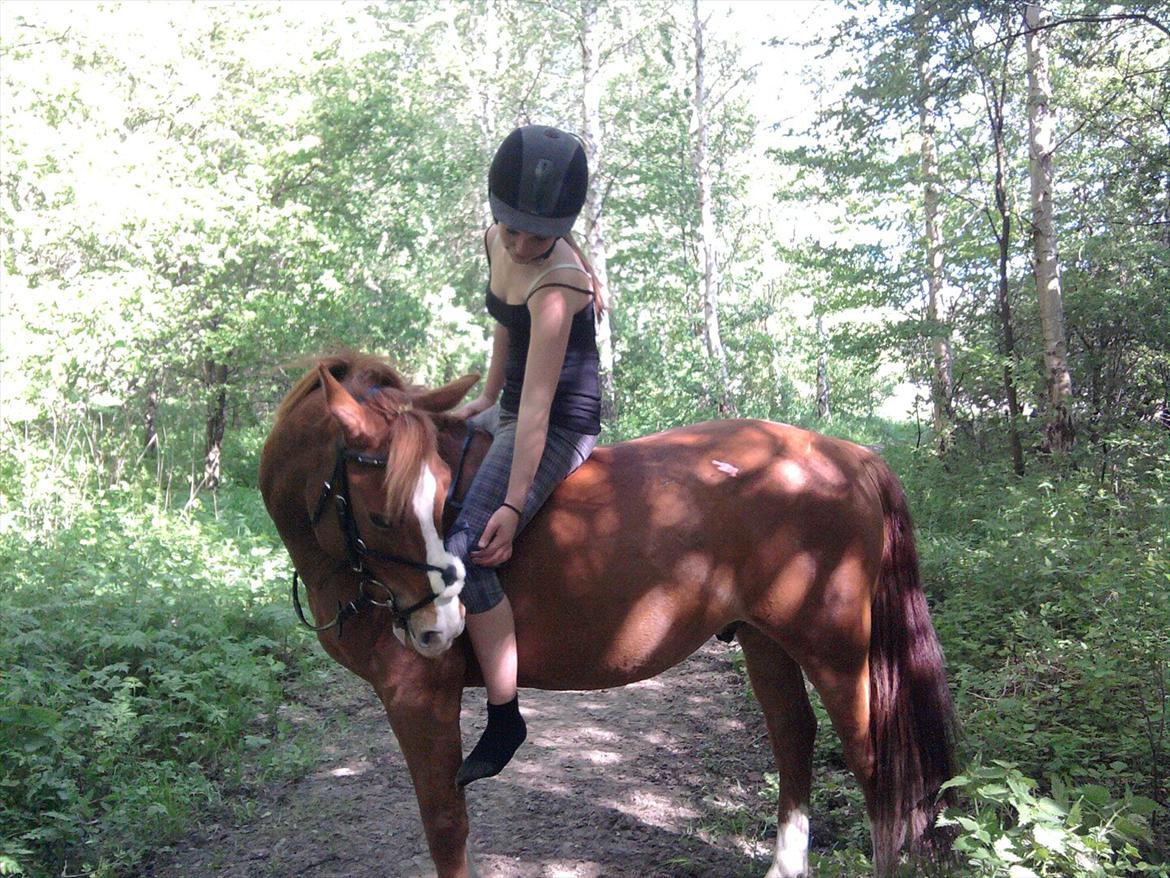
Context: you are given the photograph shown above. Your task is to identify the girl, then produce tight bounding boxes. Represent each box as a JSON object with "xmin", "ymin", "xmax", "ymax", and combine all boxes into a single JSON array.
[{"xmin": 447, "ymin": 125, "xmax": 603, "ymax": 787}]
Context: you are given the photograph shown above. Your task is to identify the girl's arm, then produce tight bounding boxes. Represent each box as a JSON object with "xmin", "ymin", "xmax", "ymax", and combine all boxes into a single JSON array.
[
  {"xmin": 504, "ymin": 287, "xmax": 575, "ymax": 508},
  {"xmin": 471, "ymin": 285, "xmax": 577, "ymax": 567}
]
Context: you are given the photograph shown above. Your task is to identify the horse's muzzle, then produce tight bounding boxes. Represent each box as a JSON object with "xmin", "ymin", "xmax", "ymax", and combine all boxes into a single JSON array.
[{"xmin": 398, "ymin": 594, "xmax": 466, "ymax": 657}]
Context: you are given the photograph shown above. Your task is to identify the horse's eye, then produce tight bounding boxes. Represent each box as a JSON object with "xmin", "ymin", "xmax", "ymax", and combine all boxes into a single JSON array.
[{"xmin": 369, "ymin": 512, "xmax": 395, "ymax": 529}]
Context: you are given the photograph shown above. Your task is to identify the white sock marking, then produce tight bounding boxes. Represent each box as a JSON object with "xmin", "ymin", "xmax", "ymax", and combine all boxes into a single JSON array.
[{"xmin": 765, "ymin": 808, "xmax": 809, "ymax": 878}]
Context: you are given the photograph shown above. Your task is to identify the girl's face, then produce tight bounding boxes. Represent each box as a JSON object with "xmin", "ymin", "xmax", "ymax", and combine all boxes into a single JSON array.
[{"xmin": 500, "ymin": 225, "xmax": 554, "ymax": 264}]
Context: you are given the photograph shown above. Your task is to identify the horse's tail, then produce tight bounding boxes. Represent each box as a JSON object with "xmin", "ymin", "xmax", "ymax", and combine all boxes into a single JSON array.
[{"xmin": 866, "ymin": 457, "xmax": 957, "ymax": 875}]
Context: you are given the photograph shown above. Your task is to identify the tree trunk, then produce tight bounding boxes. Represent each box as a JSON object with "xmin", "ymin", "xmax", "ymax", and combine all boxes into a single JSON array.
[
  {"xmin": 916, "ymin": 0, "xmax": 953, "ymax": 451},
  {"xmin": 1025, "ymin": 3, "xmax": 1075, "ymax": 453},
  {"xmin": 143, "ymin": 384, "xmax": 159, "ymax": 456},
  {"xmin": 690, "ymin": 0, "xmax": 736, "ymax": 418},
  {"xmin": 816, "ymin": 309, "xmax": 831, "ymax": 419},
  {"xmin": 966, "ymin": 8, "xmax": 1026, "ymax": 476},
  {"xmin": 203, "ymin": 360, "xmax": 228, "ymax": 491},
  {"xmin": 581, "ymin": 0, "xmax": 617, "ymax": 422},
  {"xmin": 992, "ymin": 114, "xmax": 1026, "ymax": 477}
]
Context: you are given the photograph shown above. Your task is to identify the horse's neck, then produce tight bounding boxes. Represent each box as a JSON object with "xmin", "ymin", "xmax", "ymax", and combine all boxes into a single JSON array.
[{"xmin": 437, "ymin": 419, "xmax": 491, "ymax": 532}]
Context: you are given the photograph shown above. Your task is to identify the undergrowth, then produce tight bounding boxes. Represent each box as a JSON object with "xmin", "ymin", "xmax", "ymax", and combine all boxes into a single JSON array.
[{"xmin": 0, "ymin": 427, "xmax": 323, "ymax": 878}]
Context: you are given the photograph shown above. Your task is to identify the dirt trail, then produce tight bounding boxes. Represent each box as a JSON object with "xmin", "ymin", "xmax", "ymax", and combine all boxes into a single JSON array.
[{"xmin": 147, "ymin": 642, "xmax": 778, "ymax": 878}]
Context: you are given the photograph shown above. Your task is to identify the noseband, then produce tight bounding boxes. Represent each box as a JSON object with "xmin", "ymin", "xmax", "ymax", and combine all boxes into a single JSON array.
[{"xmin": 291, "ymin": 443, "xmax": 460, "ymax": 638}]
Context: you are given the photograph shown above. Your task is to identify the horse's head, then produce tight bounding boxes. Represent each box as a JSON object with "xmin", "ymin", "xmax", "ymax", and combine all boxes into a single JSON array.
[{"xmin": 314, "ymin": 362, "xmax": 478, "ymax": 658}]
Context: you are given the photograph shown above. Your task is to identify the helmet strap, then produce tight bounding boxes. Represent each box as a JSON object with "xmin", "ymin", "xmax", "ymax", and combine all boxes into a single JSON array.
[{"xmin": 536, "ymin": 237, "xmax": 559, "ymax": 261}]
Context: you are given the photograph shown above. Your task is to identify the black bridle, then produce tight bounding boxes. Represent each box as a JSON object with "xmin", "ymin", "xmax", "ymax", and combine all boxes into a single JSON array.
[
  {"xmin": 292, "ymin": 444, "xmax": 455, "ymax": 637},
  {"xmin": 291, "ymin": 427, "xmax": 479, "ymax": 639}
]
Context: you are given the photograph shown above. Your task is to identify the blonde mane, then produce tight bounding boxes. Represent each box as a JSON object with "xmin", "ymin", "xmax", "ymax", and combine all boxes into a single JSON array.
[{"xmin": 367, "ymin": 388, "xmax": 438, "ymax": 522}]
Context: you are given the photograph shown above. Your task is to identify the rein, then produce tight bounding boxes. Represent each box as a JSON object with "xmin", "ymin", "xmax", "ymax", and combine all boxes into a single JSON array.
[{"xmin": 291, "ymin": 425, "xmax": 479, "ymax": 638}]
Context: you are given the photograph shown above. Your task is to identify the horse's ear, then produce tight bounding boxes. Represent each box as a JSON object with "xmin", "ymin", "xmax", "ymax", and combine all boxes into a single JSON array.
[
  {"xmin": 412, "ymin": 374, "xmax": 481, "ymax": 413},
  {"xmin": 318, "ymin": 364, "xmax": 378, "ymax": 445}
]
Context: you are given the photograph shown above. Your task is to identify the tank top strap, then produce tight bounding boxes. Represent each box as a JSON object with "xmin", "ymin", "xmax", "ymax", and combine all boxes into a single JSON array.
[{"xmin": 525, "ymin": 262, "xmax": 591, "ymax": 299}]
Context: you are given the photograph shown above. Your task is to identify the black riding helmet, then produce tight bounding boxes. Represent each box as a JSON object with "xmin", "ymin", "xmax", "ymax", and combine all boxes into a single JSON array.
[{"xmin": 489, "ymin": 125, "xmax": 588, "ymax": 239}]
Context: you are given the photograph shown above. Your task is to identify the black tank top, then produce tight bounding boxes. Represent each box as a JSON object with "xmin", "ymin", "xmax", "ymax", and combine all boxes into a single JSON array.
[{"xmin": 485, "ymin": 268, "xmax": 601, "ymax": 435}]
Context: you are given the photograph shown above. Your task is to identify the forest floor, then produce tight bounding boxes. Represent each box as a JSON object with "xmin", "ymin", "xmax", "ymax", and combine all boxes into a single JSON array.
[{"xmin": 145, "ymin": 641, "xmax": 783, "ymax": 878}]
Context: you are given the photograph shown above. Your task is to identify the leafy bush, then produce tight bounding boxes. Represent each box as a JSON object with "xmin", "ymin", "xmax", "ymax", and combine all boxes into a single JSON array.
[
  {"xmin": 0, "ymin": 437, "xmax": 319, "ymax": 878},
  {"xmin": 938, "ymin": 761, "xmax": 1164, "ymax": 877}
]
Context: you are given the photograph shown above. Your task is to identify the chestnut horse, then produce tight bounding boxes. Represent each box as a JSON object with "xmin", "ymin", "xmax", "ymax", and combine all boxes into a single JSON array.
[{"xmin": 258, "ymin": 353, "xmax": 955, "ymax": 878}]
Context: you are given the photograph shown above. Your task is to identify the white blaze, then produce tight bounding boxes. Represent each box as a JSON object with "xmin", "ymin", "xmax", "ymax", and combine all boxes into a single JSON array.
[{"xmin": 408, "ymin": 464, "xmax": 465, "ymax": 651}]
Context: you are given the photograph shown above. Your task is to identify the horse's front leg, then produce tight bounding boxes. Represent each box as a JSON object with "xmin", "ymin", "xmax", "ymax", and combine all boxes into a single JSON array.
[{"xmin": 376, "ymin": 671, "xmax": 472, "ymax": 877}]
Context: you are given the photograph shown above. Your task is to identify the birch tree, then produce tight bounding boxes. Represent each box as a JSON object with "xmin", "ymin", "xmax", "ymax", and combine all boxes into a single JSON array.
[
  {"xmin": 916, "ymin": 0, "xmax": 953, "ymax": 451},
  {"xmin": 1025, "ymin": 2, "xmax": 1075, "ymax": 453},
  {"xmin": 580, "ymin": 0, "xmax": 617, "ymax": 421},
  {"xmin": 690, "ymin": 0, "xmax": 736, "ymax": 417}
]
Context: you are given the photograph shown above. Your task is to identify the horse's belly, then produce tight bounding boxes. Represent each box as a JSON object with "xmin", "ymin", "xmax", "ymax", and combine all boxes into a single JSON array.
[
  {"xmin": 516, "ymin": 626, "xmax": 713, "ymax": 691},
  {"xmin": 511, "ymin": 568, "xmax": 731, "ymax": 691}
]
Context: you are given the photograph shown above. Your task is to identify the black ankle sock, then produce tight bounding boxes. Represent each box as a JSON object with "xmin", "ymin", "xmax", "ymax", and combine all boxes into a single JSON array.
[{"xmin": 455, "ymin": 696, "xmax": 527, "ymax": 788}]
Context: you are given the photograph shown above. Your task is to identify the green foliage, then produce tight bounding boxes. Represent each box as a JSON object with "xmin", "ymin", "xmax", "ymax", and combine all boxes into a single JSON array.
[
  {"xmin": 0, "ymin": 429, "xmax": 319, "ymax": 878},
  {"xmin": 896, "ymin": 428, "xmax": 1169, "ymax": 870},
  {"xmin": 897, "ymin": 431, "xmax": 1169, "ymax": 814},
  {"xmin": 938, "ymin": 761, "xmax": 1164, "ymax": 877}
]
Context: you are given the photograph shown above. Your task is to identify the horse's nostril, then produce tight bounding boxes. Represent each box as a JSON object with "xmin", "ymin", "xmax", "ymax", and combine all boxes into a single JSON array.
[{"xmin": 419, "ymin": 630, "xmax": 439, "ymax": 647}]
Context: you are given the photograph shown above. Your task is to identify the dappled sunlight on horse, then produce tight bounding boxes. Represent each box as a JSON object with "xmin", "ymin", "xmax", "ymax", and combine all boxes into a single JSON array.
[{"xmin": 259, "ymin": 352, "xmax": 957, "ymax": 878}]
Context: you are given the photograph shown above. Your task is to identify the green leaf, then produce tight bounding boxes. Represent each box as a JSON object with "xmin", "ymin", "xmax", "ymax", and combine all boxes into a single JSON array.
[
  {"xmin": 994, "ymin": 834, "xmax": 1022, "ymax": 863},
  {"xmin": 1126, "ymin": 796, "xmax": 1158, "ymax": 817},
  {"xmin": 940, "ymin": 774, "xmax": 969, "ymax": 791},
  {"xmin": 1080, "ymin": 784, "xmax": 1111, "ymax": 806},
  {"xmin": 1033, "ymin": 824, "xmax": 1066, "ymax": 853}
]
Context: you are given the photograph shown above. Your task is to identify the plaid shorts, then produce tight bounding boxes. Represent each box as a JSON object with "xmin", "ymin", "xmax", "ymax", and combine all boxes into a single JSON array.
[{"xmin": 445, "ymin": 406, "xmax": 597, "ymax": 614}]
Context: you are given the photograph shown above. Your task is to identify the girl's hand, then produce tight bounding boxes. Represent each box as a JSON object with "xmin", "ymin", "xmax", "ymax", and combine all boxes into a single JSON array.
[
  {"xmin": 470, "ymin": 505, "xmax": 520, "ymax": 567},
  {"xmin": 453, "ymin": 395, "xmax": 491, "ymax": 420}
]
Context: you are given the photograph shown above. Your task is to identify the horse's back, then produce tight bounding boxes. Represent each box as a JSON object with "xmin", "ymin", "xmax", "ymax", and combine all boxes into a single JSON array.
[{"xmin": 556, "ymin": 418, "xmax": 880, "ymax": 510}]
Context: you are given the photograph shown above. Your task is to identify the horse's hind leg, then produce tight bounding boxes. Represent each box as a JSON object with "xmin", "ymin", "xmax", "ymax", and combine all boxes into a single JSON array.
[
  {"xmin": 737, "ymin": 625, "xmax": 817, "ymax": 878},
  {"xmin": 800, "ymin": 649, "xmax": 883, "ymax": 873}
]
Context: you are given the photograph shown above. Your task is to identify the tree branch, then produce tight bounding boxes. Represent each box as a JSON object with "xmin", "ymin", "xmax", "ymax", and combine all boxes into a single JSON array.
[
  {"xmin": 1032, "ymin": 13, "xmax": 1170, "ymax": 41},
  {"xmin": 598, "ymin": 18, "xmax": 664, "ymax": 67},
  {"xmin": 1, "ymin": 26, "xmax": 72, "ymax": 54},
  {"xmin": 706, "ymin": 62, "xmax": 760, "ymax": 113}
]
